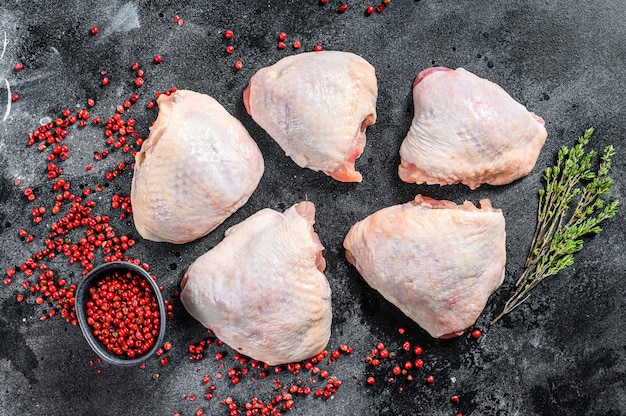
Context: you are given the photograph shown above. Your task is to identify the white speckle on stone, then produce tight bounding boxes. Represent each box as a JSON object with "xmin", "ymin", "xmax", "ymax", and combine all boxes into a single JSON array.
[
  {"xmin": 0, "ymin": 31, "xmax": 7, "ymax": 61},
  {"xmin": 107, "ymin": 3, "xmax": 140, "ymax": 35},
  {"xmin": 2, "ymin": 78, "xmax": 10, "ymax": 122}
]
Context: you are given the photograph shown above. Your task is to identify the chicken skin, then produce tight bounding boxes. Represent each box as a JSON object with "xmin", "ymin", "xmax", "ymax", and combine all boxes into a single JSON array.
[
  {"xmin": 244, "ymin": 51, "xmax": 378, "ymax": 182},
  {"xmin": 130, "ymin": 90, "xmax": 264, "ymax": 244},
  {"xmin": 343, "ymin": 195, "xmax": 506, "ymax": 338},
  {"xmin": 180, "ymin": 201, "xmax": 332, "ymax": 365},
  {"xmin": 399, "ymin": 67, "xmax": 547, "ymax": 189}
]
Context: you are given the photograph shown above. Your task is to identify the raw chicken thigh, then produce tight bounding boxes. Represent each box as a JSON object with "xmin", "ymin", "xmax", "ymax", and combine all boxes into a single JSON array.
[
  {"xmin": 180, "ymin": 201, "xmax": 332, "ymax": 365},
  {"xmin": 131, "ymin": 90, "xmax": 264, "ymax": 244},
  {"xmin": 343, "ymin": 195, "xmax": 506, "ymax": 338},
  {"xmin": 244, "ymin": 51, "xmax": 378, "ymax": 182},
  {"xmin": 399, "ymin": 67, "xmax": 547, "ymax": 190}
]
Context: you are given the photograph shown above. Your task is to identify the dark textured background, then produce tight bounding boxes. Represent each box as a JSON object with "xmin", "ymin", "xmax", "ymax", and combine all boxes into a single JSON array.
[{"xmin": 0, "ymin": 1, "xmax": 624, "ymax": 415}]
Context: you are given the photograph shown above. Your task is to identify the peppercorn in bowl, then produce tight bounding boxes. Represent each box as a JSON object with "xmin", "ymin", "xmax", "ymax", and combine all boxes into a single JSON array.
[{"xmin": 75, "ymin": 261, "xmax": 167, "ymax": 366}]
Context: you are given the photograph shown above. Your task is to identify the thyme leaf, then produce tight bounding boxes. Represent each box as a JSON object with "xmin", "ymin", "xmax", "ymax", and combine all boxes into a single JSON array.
[{"xmin": 491, "ymin": 128, "xmax": 620, "ymax": 325}]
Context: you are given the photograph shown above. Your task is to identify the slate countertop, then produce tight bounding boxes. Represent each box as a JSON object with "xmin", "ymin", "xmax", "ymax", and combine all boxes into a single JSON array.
[{"xmin": 0, "ymin": 1, "xmax": 624, "ymax": 415}]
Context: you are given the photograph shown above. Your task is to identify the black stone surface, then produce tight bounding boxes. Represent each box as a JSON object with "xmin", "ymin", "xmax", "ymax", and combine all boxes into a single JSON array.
[{"xmin": 0, "ymin": 1, "xmax": 624, "ymax": 415}]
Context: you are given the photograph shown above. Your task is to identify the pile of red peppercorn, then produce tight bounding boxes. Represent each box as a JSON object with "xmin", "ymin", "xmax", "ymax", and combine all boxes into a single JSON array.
[
  {"xmin": 4, "ymin": 57, "xmax": 178, "ymax": 328},
  {"xmin": 358, "ymin": 327, "xmax": 483, "ymax": 415},
  {"xmin": 363, "ymin": 336, "xmax": 432, "ymax": 386},
  {"xmin": 222, "ymin": 29, "xmax": 243, "ymax": 70},
  {"xmin": 85, "ymin": 270, "xmax": 161, "ymax": 359},
  {"xmin": 318, "ymin": 0, "xmax": 392, "ymax": 16},
  {"xmin": 177, "ymin": 329, "xmax": 353, "ymax": 415}
]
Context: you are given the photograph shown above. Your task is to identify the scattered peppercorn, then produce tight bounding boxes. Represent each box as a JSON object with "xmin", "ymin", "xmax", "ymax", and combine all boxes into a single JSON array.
[
  {"xmin": 224, "ymin": 29, "xmax": 234, "ymax": 39},
  {"xmin": 15, "ymin": 62, "xmax": 24, "ymax": 71},
  {"xmin": 338, "ymin": 3, "xmax": 348, "ymax": 13},
  {"xmin": 90, "ymin": 26, "xmax": 98, "ymax": 36},
  {"xmin": 154, "ymin": 55, "xmax": 163, "ymax": 64}
]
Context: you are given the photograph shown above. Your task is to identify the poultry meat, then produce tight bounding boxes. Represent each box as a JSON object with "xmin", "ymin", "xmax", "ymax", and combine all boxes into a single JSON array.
[
  {"xmin": 244, "ymin": 50, "xmax": 377, "ymax": 182},
  {"xmin": 130, "ymin": 89, "xmax": 264, "ymax": 244},
  {"xmin": 180, "ymin": 201, "xmax": 332, "ymax": 365},
  {"xmin": 398, "ymin": 67, "xmax": 547, "ymax": 189},
  {"xmin": 343, "ymin": 194, "xmax": 506, "ymax": 338}
]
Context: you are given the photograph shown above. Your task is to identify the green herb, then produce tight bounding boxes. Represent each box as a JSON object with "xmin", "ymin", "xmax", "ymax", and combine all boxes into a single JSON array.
[{"xmin": 491, "ymin": 128, "xmax": 620, "ymax": 325}]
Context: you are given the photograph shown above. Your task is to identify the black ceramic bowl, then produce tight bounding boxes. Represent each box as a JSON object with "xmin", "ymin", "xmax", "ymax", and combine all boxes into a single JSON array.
[{"xmin": 75, "ymin": 261, "xmax": 167, "ymax": 366}]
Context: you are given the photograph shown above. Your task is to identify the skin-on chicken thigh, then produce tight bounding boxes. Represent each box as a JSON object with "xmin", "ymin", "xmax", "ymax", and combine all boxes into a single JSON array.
[
  {"xmin": 180, "ymin": 201, "xmax": 332, "ymax": 365},
  {"xmin": 244, "ymin": 50, "xmax": 378, "ymax": 182},
  {"xmin": 130, "ymin": 90, "xmax": 264, "ymax": 244},
  {"xmin": 399, "ymin": 67, "xmax": 547, "ymax": 190},
  {"xmin": 343, "ymin": 195, "xmax": 506, "ymax": 338}
]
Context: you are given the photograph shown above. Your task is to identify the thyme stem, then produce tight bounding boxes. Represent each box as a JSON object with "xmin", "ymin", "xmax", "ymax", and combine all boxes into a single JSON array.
[{"xmin": 491, "ymin": 128, "xmax": 620, "ymax": 325}]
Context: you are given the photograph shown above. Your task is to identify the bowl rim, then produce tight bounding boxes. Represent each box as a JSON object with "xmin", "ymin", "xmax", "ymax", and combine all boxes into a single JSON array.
[{"xmin": 75, "ymin": 261, "xmax": 167, "ymax": 366}]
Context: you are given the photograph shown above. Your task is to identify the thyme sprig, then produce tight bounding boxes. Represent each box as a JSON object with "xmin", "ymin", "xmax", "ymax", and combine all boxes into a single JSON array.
[{"xmin": 491, "ymin": 128, "xmax": 620, "ymax": 324}]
